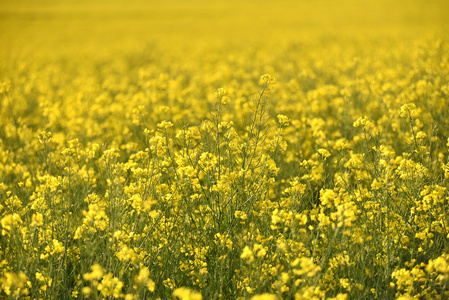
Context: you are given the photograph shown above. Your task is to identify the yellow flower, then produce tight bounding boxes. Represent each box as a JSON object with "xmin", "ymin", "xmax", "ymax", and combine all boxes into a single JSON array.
[
  {"xmin": 1, "ymin": 213, "xmax": 22, "ymax": 235},
  {"xmin": 295, "ymin": 213, "xmax": 308, "ymax": 226},
  {"xmin": 234, "ymin": 210, "xmax": 248, "ymax": 221},
  {"xmin": 277, "ymin": 114, "xmax": 291, "ymax": 126},
  {"xmin": 391, "ymin": 268, "xmax": 413, "ymax": 288},
  {"xmin": 320, "ymin": 189, "xmax": 337, "ymax": 208},
  {"xmin": 400, "ymin": 103, "xmax": 417, "ymax": 118},
  {"xmin": 52, "ymin": 239, "xmax": 65, "ymax": 254},
  {"xmin": 271, "ymin": 209, "xmax": 282, "ymax": 229},
  {"xmin": 426, "ymin": 254, "xmax": 449, "ymax": 275},
  {"xmin": 31, "ymin": 212, "xmax": 44, "ymax": 227},
  {"xmin": 292, "ymin": 257, "xmax": 322, "ymax": 277},
  {"xmin": 35, "ymin": 271, "xmax": 52, "ymax": 291},
  {"xmin": 240, "ymin": 246, "xmax": 255, "ymax": 263},
  {"xmin": 172, "ymin": 287, "xmax": 202, "ymax": 300},
  {"xmin": 0, "ymin": 271, "xmax": 30, "ymax": 296},
  {"xmin": 327, "ymin": 294, "xmax": 348, "ymax": 300},
  {"xmin": 260, "ymin": 74, "xmax": 276, "ymax": 85},
  {"xmin": 115, "ymin": 244, "xmax": 138, "ymax": 264},
  {"xmin": 97, "ymin": 273, "xmax": 124, "ymax": 298},
  {"xmin": 157, "ymin": 120, "xmax": 174, "ymax": 129},
  {"xmin": 83, "ymin": 264, "xmax": 104, "ymax": 281},
  {"xmin": 317, "ymin": 148, "xmax": 331, "ymax": 160},
  {"xmin": 251, "ymin": 293, "xmax": 277, "ymax": 300},
  {"xmin": 81, "ymin": 286, "xmax": 91, "ymax": 296},
  {"xmin": 214, "ymin": 88, "xmax": 231, "ymax": 105},
  {"xmin": 134, "ymin": 266, "xmax": 155, "ymax": 292}
]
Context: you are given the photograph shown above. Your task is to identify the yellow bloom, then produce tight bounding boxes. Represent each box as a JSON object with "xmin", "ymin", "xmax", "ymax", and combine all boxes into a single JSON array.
[
  {"xmin": 52, "ymin": 239, "xmax": 65, "ymax": 254},
  {"xmin": 240, "ymin": 246, "xmax": 255, "ymax": 263},
  {"xmin": 320, "ymin": 189, "xmax": 337, "ymax": 208},
  {"xmin": 317, "ymin": 148, "xmax": 331, "ymax": 159},
  {"xmin": 82, "ymin": 286, "xmax": 91, "ymax": 296},
  {"xmin": 214, "ymin": 88, "xmax": 231, "ymax": 105},
  {"xmin": 260, "ymin": 74, "xmax": 276, "ymax": 85},
  {"xmin": 327, "ymin": 294, "xmax": 348, "ymax": 300},
  {"xmin": 134, "ymin": 266, "xmax": 155, "ymax": 292},
  {"xmin": 399, "ymin": 103, "xmax": 417, "ymax": 118},
  {"xmin": 157, "ymin": 120, "xmax": 174, "ymax": 129},
  {"xmin": 292, "ymin": 257, "xmax": 322, "ymax": 277},
  {"xmin": 0, "ymin": 271, "xmax": 30, "ymax": 296},
  {"xmin": 172, "ymin": 287, "xmax": 202, "ymax": 300},
  {"xmin": 31, "ymin": 212, "xmax": 44, "ymax": 227},
  {"xmin": 426, "ymin": 254, "xmax": 449, "ymax": 275},
  {"xmin": 83, "ymin": 264, "xmax": 104, "ymax": 281},
  {"xmin": 277, "ymin": 114, "xmax": 291, "ymax": 126},
  {"xmin": 234, "ymin": 210, "xmax": 248, "ymax": 221},
  {"xmin": 1, "ymin": 213, "xmax": 22, "ymax": 235},
  {"xmin": 97, "ymin": 273, "xmax": 124, "ymax": 298},
  {"xmin": 251, "ymin": 293, "xmax": 278, "ymax": 300}
]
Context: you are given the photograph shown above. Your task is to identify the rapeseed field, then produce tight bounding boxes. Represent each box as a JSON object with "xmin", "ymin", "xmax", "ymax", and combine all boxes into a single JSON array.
[{"xmin": 1, "ymin": 0, "xmax": 449, "ymax": 299}]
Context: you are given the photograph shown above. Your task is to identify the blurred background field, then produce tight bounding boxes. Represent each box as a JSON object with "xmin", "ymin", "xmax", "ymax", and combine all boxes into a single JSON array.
[{"xmin": 1, "ymin": 0, "xmax": 449, "ymax": 60}]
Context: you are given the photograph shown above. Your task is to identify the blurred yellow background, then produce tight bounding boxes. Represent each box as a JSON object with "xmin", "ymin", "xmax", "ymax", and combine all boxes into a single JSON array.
[{"xmin": 1, "ymin": 0, "xmax": 449, "ymax": 59}]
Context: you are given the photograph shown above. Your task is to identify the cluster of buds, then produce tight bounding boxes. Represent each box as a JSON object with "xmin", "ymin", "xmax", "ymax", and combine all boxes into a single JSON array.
[{"xmin": 214, "ymin": 88, "xmax": 231, "ymax": 106}]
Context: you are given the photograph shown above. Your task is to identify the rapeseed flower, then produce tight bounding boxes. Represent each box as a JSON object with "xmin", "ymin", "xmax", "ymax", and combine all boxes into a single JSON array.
[{"xmin": 173, "ymin": 287, "xmax": 202, "ymax": 300}]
